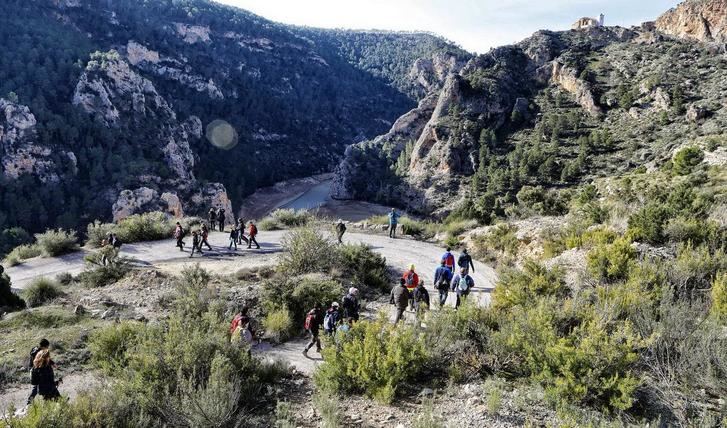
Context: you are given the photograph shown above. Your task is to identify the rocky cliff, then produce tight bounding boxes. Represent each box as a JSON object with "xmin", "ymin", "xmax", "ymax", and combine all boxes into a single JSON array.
[{"xmin": 656, "ymin": 0, "xmax": 727, "ymax": 43}]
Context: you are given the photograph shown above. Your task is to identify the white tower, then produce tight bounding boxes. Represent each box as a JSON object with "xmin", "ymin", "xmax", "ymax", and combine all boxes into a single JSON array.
[{"xmin": 599, "ymin": 13, "xmax": 605, "ymax": 26}]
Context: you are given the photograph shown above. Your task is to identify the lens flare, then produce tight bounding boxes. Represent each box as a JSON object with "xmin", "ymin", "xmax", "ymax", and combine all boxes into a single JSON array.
[{"xmin": 205, "ymin": 119, "xmax": 238, "ymax": 150}]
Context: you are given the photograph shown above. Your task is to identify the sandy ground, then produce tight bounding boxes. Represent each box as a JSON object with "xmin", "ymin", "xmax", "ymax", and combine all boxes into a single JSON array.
[{"xmin": 0, "ymin": 372, "xmax": 105, "ymax": 416}]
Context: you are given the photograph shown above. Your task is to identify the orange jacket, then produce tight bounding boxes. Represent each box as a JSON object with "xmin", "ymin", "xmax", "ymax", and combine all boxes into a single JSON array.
[{"xmin": 402, "ymin": 270, "xmax": 419, "ymax": 290}]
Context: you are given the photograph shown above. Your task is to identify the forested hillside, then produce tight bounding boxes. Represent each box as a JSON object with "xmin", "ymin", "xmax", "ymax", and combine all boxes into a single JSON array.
[{"xmin": 0, "ymin": 0, "xmax": 467, "ymax": 238}]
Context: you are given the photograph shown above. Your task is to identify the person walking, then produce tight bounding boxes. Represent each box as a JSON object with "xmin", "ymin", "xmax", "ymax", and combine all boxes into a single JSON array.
[
  {"xmin": 228, "ymin": 227, "xmax": 238, "ymax": 250},
  {"xmin": 174, "ymin": 222, "xmax": 185, "ymax": 251},
  {"xmin": 388, "ymin": 208, "xmax": 400, "ymax": 238},
  {"xmin": 26, "ymin": 339, "xmax": 51, "ymax": 404},
  {"xmin": 247, "ymin": 221, "xmax": 260, "ymax": 249},
  {"xmin": 208, "ymin": 208, "xmax": 217, "ymax": 231},
  {"xmin": 323, "ymin": 302, "xmax": 340, "ymax": 336},
  {"xmin": 451, "ymin": 267, "xmax": 475, "ymax": 309},
  {"xmin": 217, "ymin": 208, "xmax": 226, "ymax": 233},
  {"xmin": 341, "ymin": 287, "xmax": 360, "ymax": 322},
  {"xmin": 401, "ymin": 264, "xmax": 419, "ymax": 310},
  {"xmin": 335, "ymin": 219, "xmax": 346, "ymax": 244},
  {"xmin": 441, "ymin": 247, "xmax": 455, "ymax": 272},
  {"xmin": 200, "ymin": 224, "xmax": 213, "ymax": 251},
  {"xmin": 412, "ymin": 280, "xmax": 430, "ymax": 316},
  {"xmin": 189, "ymin": 230, "xmax": 202, "ymax": 258},
  {"xmin": 303, "ymin": 303, "xmax": 324, "ymax": 356},
  {"xmin": 31, "ymin": 349, "xmax": 61, "ymax": 401},
  {"xmin": 434, "ymin": 260, "xmax": 453, "ymax": 308},
  {"xmin": 458, "ymin": 249, "xmax": 475, "ymax": 274},
  {"xmin": 237, "ymin": 219, "xmax": 249, "ymax": 246},
  {"xmin": 390, "ymin": 278, "xmax": 410, "ymax": 324}
]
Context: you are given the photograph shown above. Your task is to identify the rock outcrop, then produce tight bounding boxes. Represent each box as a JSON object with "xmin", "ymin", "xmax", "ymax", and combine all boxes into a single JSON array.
[
  {"xmin": 0, "ymin": 99, "xmax": 71, "ymax": 183},
  {"xmin": 174, "ymin": 23, "xmax": 211, "ymax": 44},
  {"xmin": 550, "ymin": 62, "xmax": 602, "ymax": 117},
  {"xmin": 656, "ymin": 0, "xmax": 727, "ymax": 43}
]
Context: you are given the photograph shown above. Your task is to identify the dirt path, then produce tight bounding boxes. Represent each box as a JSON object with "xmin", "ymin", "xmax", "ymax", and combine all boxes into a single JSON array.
[{"xmin": 0, "ymin": 372, "xmax": 105, "ymax": 417}]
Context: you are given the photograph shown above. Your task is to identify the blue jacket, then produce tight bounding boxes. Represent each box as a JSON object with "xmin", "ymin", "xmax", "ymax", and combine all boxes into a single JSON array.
[
  {"xmin": 433, "ymin": 266, "xmax": 452, "ymax": 290},
  {"xmin": 388, "ymin": 211, "xmax": 400, "ymax": 224},
  {"xmin": 450, "ymin": 274, "xmax": 475, "ymax": 295}
]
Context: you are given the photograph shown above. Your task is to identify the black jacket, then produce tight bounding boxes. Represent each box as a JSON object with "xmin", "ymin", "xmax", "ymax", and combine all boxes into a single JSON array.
[
  {"xmin": 342, "ymin": 294, "xmax": 360, "ymax": 320},
  {"xmin": 32, "ymin": 365, "xmax": 59, "ymax": 397},
  {"xmin": 412, "ymin": 286, "xmax": 430, "ymax": 309}
]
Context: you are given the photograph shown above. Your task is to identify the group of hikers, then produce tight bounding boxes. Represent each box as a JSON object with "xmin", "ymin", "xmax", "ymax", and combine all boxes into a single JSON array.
[{"xmin": 173, "ymin": 207, "xmax": 261, "ymax": 257}]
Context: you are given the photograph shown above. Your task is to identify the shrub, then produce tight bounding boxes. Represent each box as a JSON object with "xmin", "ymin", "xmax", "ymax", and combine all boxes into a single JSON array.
[
  {"xmin": 85, "ymin": 220, "xmax": 117, "ymax": 248},
  {"xmin": 313, "ymin": 391, "xmax": 343, "ymax": 428},
  {"xmin": 670, "ymin": 244, "xmax": 727, "ymax": 291},
  {"xmin": 493, "ymin": 261, "xmax": 567, "ymax": 312},
  {"xmin": 471, "ymin": 223, "xmax": 519, "ymax": 265},
  {"xmin": 0, "ymin": 227, "xmax": 32, "ymax": 258},
  {"xmin": 672, "ymin": 146, "xmax": 704, "ymax": 175},
  {"xmin": 34, "ymin": 229, "xmax": 79, "ymax": 257},
  {"xmin": 315, "ymin": 316, "xmax": 428, "ymax": 403},
  {"xmin": 627, "ymin": 202, "xmax": 672, "ymax": 245},
  {"xmin": 400, "ymin": 218, "xmax": 426, "ymax": 237},
  {"xmin": 115, "ymin": 211, "xmax": 174, "ymax": 243},
  {"xmin": 278, "ymin": 228, "xmax": 336, "ymax": 275},
  {"xmin": 262, "ymin": 275, "xmax": 342, "ymax": 331},
  {"xmin": 77, "ymin": 260, "xmax": 131, "ymax": 288},
  {"xmin": 587, "ymin": 238, "xmax": 636, "ymax": 282},
  {"xmin": 258, "ymin": 217, "xmax": 282, "ymax": 231},
  {"xmin": 365, "ymin": 215, "xmax": 389, "ymax": 225},
  {"xmin": 56, "ymin": 272, "xmax": 74, "ymax": 285},
  {"xmin": 23, "ymin": 277, "xmax": 63, "ymax": 307},
  {"xmin": 665, "ymin": 217, "xmax": 722, "ymax": 248},
  {"xmin": 1, "ymin": 269, "xmax": 25, "ymax": 311},
  {"xmin": 263, "ymin": 308, "xmax": 293, "ymax": 342},
  {"xmin": 711, "ymin": 273, "xmax": 727, "ymax": 322},
  {"xmin": 337, "ymin": 243, "xmax": 389, "ymax": 292},
  {"xmin": 89, "ymin": 321, "xmax": 144, "ymax": 375},
  {"xmin": 3, "ymin": 243, "xmax": 41, "ymax": 266},
  {"xmin": 271, "ymin": 209, "xmax": 312, "ymax": 228}
]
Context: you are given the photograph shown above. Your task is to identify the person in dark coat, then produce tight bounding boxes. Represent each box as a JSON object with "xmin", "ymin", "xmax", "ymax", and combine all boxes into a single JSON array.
[
  {"xmin": 335, "ymin": 220, "xmax": 346, "ymax": 244},
  {"xmin": 412, "ymin": 280, "xmax": 430, "ymax": 315},
  {"xmin": 200, "ymin": 224, "xmax": 213, "ymax": 250},
  {"xmin": 390, "ymin": 278, "xmax": 409, "ymax": 324},
  {"xmin": 433, "ymin": 260, "xmax": 453, "ymax": 308},
  {"xmin": 341, "ymin": 287, "xmax": 360, "ymax": 322},
  {"xmin": 174, "ymin": 222, "xmax": 185, "ymax": 251},
  {"xmin": 26, "ymin": 338, "xmax": 50, "ymax": 404},
  {"xmin": 208, "ymin": 208, "xmax": 217, "ymax": 231},
  {"xmin": 190, "ymin": 231, "xmax": 202, "ymax": 258},
  {"xmin": 457, "ymin": 249, "xmax": 475, "ymax": 274},
  {"xmin": 31, "ymin": 349, "xmax": 61, "ymax": 401},
  {"xmin": 303, "ymin": 303, "xmax": 324, "ymax": 356},
  {"xmin": 217, "ymin": 208, "xmax": 226, "ymax": 233}
]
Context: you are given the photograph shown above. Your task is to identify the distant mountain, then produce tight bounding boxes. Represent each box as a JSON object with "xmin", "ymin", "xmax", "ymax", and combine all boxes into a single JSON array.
[
  {"xmin": 0, "ymin": 0, "xmax": 469, "ymax": 232},
  {"xmin": 332, "ymin": 0, "xmax": 727, "ymax": 220}
]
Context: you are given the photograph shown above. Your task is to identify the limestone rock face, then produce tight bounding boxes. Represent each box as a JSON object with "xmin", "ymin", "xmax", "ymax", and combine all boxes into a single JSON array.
[
  {"xmin": 656, "ymin": 0, "xmax": 727, "ymax": 43},
  {"xmin": 551, "ymin": 62, "xmax": 602, "ymax": 117},
  {"xmin": 112, "ymin": 187, "xmax": 158, "ymax": 222},
  {"xmin": 0, "ymin": 99, "xmax": 71, "ymax": 183},
  {"xmin": 174, "ymin": 23, "xmax": 211, "ymax": 44},
  {"xmin": 408, "ymin": 52, "xmax": 466, "ymax": 93}
]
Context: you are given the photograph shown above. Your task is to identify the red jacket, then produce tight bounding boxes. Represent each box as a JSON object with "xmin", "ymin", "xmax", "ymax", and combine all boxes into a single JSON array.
[
  {"xmin": 402, "ymin": 270, "xmax": 419, "ymax": 290},
  {"xmin": 248, "ymin": 224, "xmax": 258, "ymax": 237}
]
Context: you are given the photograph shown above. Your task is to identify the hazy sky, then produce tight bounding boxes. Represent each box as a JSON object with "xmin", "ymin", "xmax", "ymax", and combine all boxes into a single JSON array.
[{"xmin": 216, "ymin": 0, "xmax": 679, "ymax": 53}]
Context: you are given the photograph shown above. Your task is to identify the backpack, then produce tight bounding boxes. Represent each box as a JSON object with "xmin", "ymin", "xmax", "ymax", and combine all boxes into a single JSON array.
[
  {"xmin": 324, "ymin": 311, "xmax": 337, "ymax": 331},
  {"xmin": 304, "ymin": 310, "xmax": 317, "ymax": 330},
  {"xmin": 112, "ymin": 239, "xmax": 122, "ymax": 249},
  {"xmin": 443, "ymin": 253, "xmax": 455, "ymax": 268},
  {"xmin": 30, "ymin": 367, "xmax": 40, "ymax": 386},
  {"xmin": 406, "ymin": 272, "xmax": 416, "ymax": 287},
  {"xmin": 250, "ymin": 224, "xmax": 258, "ymax": 236},
  {"xmin": 457, "ymin": 275, "xmax": 470, "ymax": 292},
  {"xmin": 436, "ymin": 269, "xmax": 450, "ymax": 289},
  {"xmin": 28, "ymin": 347, "xmax": 39, "ymax": 370}
]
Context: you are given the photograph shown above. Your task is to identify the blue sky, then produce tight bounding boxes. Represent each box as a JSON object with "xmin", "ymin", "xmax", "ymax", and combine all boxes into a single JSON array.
[{"xmin": 217, "ymin": 0, "xmax": 680, "ymax": 53}]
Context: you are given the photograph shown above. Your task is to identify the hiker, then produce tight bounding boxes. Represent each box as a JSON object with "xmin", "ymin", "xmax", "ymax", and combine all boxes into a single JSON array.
[
  {"xmin": 341, "ymin": 287, "xmax": 360, "ymax": 322},
  {"xmin": 323, "ymin": 302, "xmax": 340, "ymax": 336},
  {"xmin": 200, "ymin": 224, "xmax": 213, "ymax": 250},
  {"xmin": 388, "ymin": 208, "xmax": 400, "ymax": 238},
  {"xmin": 441, "ymin": 247, "xmax": 455, "ymax": 272},
  {"xmin": 335, "ymin": 219, "xmax": 346, "ymax": 244},
  {"xmin": 100, "ymin": 235, "xmax": 110, "ymax": 266},
  {"xmin": 189, "ymin": 230, "xmax": 202, "ymax": 258},
  {"xmin": 31, "ymin": 349, "xmax": 61, "ymax": 401},
  {"xmin": 335, "ymin": 317, "xmax": 353, "ymax": 344},
  {"xmin": 237, "ymin": 219, "xmax": 249, "ymax": 246},
  {"xmin": 229, "ymin": 307, "xmax": 251, "ymax": 335},
  {"xmin": 412, "ymin": 280, "xmax": 430, "ymax": 316},
  {"xmin": 390, "ymin": 278, "xmax": 410, "ymax": 324},
  {"xmin": 303, "ymin": 303, "xmax": 324, "ymax": 356},
  {"xmin": 228, "ymin": 227, "xmax": 238, "ymax": 250},
  {"xmin": 458, "ymin": 249, "xmax": 475, "ymax": 274},
  {"xmin": 217, "ymin": 208, "xmax": 226, "ymax": 233},
  {"xmin": 401, "ymin": 264, "xmax": 419, "ymax": 310},
  {"xmin": 451, "ymin": 267, "xmax": 475, "ymax": 309},
  {"xmin": 27, "ymin": 339, "xmax": 52, "ymax": 404},
  {"xmin": 230, "ymin": 307, "xmax": 254, "ymax": 347},
  {"xmin": 208, "ymin": 207, "xmax": 217, "ymax": 231},
  {"xmin": 174, "ymin": 222, "xmax": 185, "ymax": 251},
  {"xmin": 434, "ymin": 259, "xmax": 453, "ymax": 308},
  {"xmin": 247, "ymin": 221, "xmax": 260, "ymax": 249}
]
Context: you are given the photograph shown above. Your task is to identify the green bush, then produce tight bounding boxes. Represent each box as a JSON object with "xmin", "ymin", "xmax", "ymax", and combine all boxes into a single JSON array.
[
  {"xmin": 315, "ymin": 316, "xmax": 428, "ymax": 403},
  {"xmin": 263, "ymin": 308, "xmax": 293, "ymax": 342},
  {"xmin": 627, "ymin": 202, "xmax": 671, "ymax": 245},
  {"xmin": 262, "ymin": 275, "xmax": 342, "ymax": 331},
  {"xmin": 278, "ymin": 228, "xmax": 336, "ymax": 275},
  {"xmin": 271, "ymin": 209, "xmax": 312, "ymax": 228},
  {"xmin": 0, "ymin": 227, "xmax": 32, "ymax": 258},
  {"xmin": 34, "ymin": 229, "xmax": 79, "ymax": 257},
  {"xmin": 711, "ymin": 273, "xmax": 727, "ymax": 322},
  {"xmin": 672, "ymin": 146, "xmax": 704, "ymax": 175},
  {"xmin": 1, "ymin": 269, "xmax": 25, "ymax": 311},
  {"xmin": 85, "ymin": 220, "xmax": 117, "ymax": 248},
  {"xmin": 89, "ymin": 321, "xmax": 144, "ymax": 375},
  {"xmin": 5, "ymin": 394, "xmax": 106, "ymax": 428},
  {"xmin": 258, "ymin": 217, "xmax": 282, "ymax": 231},
  {"xmin": 400, "ymin": 218, "xmax": 426, "ymax": 237},
  {"xmin": 3, "ymin": 243, "xmax": 41, "ymax": 266},
  {"xmin": 337, "ymin": 243, "xmax": 389, "ymax": 292},
  {"xmin": 587, "ymin": 238, "xmax": 636, "ymax": 282},
  {"xmin": 23, "ymin": 277, "xmax": 63, "ymax": 307},
  {"xmin": 472, "ymin": 223, "xmax": 519, "ymax": 265},
  {"xmin": 493, "ymin": 261, "xmax": 567, "ymax": 312},
  {"xmin": 115, "ymin": 211, "xmax": 174, "ymax": 243},
  {"xmin": 670, "ymin": 244, "xmax": 727, "ymax": 291},
  {"xmin": 77, "ymin": 259, "xmax": 132, "ymax": 287},
  {"xmin": 665, "ymin": 217, "xmax": 723, "ymax": 248}
]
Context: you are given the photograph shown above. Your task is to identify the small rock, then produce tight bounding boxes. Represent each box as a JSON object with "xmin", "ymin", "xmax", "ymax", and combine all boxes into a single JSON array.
[
  {"xmin": 349, "ymin": 413, "xmax": 361, "ymax": 421},
  {"xmin": 419, "ymin": 387, "xmax": 434, "ymax": 397}
]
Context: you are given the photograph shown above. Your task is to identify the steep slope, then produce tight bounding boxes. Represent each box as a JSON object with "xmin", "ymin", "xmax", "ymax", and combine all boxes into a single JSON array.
[
  {"xmin": 0, "ymin": 0, "xmax": 468, "ymax": 233},
  {"xmin": 656, "ymin": 0, "xmax": 727, "ymax": 42},
  {"xmin": 333, "ymin": 1, "xmax": 727, "ymax": 219}
]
